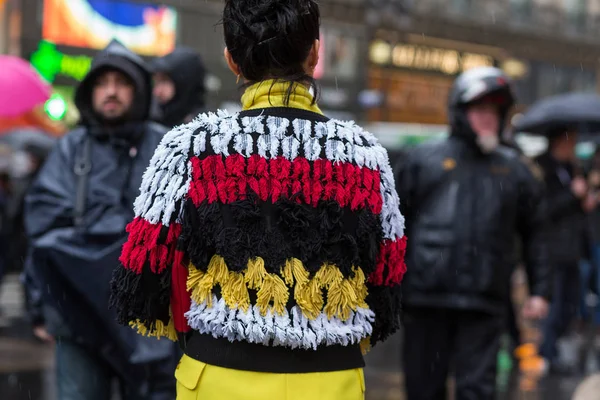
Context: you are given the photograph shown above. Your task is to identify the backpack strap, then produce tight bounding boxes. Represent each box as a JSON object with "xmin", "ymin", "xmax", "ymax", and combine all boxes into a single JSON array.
[{"xmin": 73, "ymin": 136, "xmax": 92, "ymax": 228}]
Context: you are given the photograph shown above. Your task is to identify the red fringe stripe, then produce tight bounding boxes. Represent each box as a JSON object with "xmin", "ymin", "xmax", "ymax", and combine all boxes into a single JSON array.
[
  {"xmin": 369, "ymin": 236, "xmax": 408, "ymax": 287},
  {"xmin": 119, "ymin": 217, "xmax": 182, "ymax": 274},
  {"xmin": 188, "ymin": 154, "xmax": 383, "ymax": 214}
]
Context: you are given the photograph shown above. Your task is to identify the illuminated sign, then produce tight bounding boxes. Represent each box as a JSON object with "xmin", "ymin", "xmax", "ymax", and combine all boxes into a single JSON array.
[
  {"xmin": 367, "ymin": 68, "xmax": 453, "ymax": 125},
  {"xmin": 45, "ymin": 93, "xmax": 68, "ymax": 120},
  {"xmin": 42, "ymin": 0, "xmax": 177, "ymax": 56},
  {"xmin": 30, "ymin": 40, "xmax": 92, "ymax": 83},
  {"xmin": 369, "ymin": 40, "xmax": 494, "ymax": 75}
]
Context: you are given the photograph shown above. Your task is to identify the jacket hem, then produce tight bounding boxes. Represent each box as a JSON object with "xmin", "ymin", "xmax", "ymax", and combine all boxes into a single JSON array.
[{"xmin": 184, "ymin": 332, "xmax": 365, "ymax": 373}]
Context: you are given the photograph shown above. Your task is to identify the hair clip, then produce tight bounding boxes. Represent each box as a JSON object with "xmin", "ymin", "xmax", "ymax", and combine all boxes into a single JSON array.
[{"xmin": 258, "ymin": 36, "xmax": 278, "ymax": 46}]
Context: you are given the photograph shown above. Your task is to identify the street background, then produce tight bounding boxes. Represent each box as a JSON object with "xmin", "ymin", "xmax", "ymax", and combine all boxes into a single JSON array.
[
  {"xmin": 0, "ymin": 270, "xmax": 586, "ymax": 400},
  {"xmin": 3, "ymin": 0, "xmax": 600, "ymax": 399}
]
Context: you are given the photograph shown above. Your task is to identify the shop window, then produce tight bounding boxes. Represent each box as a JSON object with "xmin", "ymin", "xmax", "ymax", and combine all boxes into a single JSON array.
[
  {"xmin": 317, "ymin": 27, "xmax": 359, "ymax": 81},
  {"xmin": 451, "ymin": 0, "xmax": 473, "ymax": 15},
  {"xmin": 564, "ymin": 0, "xmax": 588, "ymax": 33},
  {"xmin": 536, "ymin": 63, "xmax": 596, "ymax": 99},
  {"xmin": 510, "ymin": 0, "xmax": 532, "ymax": 23}
]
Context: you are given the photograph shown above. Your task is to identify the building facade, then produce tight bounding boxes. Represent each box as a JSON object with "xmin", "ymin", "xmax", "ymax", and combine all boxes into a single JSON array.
[
  {"xmin": 365, "ymin": 0, "xmax": 600, "ymax": 127},
  {"xmin": 0, "ymin": 0, "xmax": 22, "ymax": 55},
  {"xmin": 15, "ymin": 0, "xmax": 600, "ymax": 128},
  {"xmin": 19, "ymin": 0, "xmax": 368, "ymax": 124}
]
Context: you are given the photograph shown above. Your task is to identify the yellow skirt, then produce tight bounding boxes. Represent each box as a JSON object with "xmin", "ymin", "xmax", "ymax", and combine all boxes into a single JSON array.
[{"xmin": 175, "ymin": 354, "xmax": 365, "ymax": 400}]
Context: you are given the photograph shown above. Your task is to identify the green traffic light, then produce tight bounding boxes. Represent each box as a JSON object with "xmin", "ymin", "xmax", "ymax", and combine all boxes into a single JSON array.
[{"xmin": 45, "ymin": 94, "xmax": 67, "ymax": 120}]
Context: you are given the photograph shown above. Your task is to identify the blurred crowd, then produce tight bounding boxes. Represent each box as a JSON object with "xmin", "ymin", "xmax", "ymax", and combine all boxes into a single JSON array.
[
  {"xmin": 0, "ymin": 41, "xmax": 207, "ymax": 399},
  {"xmin": 2, "ymin": 35, "xmax": 600, "ymax": 400}
]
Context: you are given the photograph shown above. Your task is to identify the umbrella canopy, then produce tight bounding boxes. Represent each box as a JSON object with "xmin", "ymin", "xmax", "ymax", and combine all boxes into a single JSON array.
[
  {"xmin": 0, "ymin": 128, "xmax": 56, "ymax": 156},
  {"xmin": 514, "ymin": 92, "xmax": 600, "ymax": 135},
  {"xmin": 0, "ymin": 56, "xmax": 52, "ymax": 118}
]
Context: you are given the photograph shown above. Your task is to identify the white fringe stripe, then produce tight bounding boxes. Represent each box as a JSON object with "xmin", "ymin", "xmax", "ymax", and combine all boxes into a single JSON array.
[
  {"xmin": 185, "ymin": 296, "xmax": 375, "ymax": 351},
  {"xmin": 133, "ymin": 116, "xmax": 203, "ymax": 226},
  {"xmin": 132, "ymin": 110, "xmax": 405, "ymax": 239}
]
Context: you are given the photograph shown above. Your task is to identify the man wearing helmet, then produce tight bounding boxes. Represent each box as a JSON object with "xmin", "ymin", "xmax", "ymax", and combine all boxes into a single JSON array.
[{"xmin": 395, "ymin": 67, "xmax": 550, "ymax": 399}]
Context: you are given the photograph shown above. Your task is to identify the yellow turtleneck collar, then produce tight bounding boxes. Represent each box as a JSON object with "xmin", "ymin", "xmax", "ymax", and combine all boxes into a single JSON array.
[{"xmin": 240, "ymin": 80, "xmax": 324, "ymax": 115}]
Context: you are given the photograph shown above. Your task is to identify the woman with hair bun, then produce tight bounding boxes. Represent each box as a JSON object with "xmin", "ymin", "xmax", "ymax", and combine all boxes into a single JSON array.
[{"xmin": 110, "ymin": 0, "xmax": 407, "ymax": 398}]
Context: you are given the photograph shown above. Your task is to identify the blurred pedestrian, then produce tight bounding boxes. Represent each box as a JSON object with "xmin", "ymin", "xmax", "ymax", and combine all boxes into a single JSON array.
[
  {"xmin": 151, "ymin": 47, "xmax": 206, "ymax": 127},
  {"xmin": 0, "ymin": 145, "xmax": 11, "ymax": 286},
  {"xmin": 0, "ymin": 55, "xmax": 63, "ymax": 322},
  {"xmin": 537, "ymin": 128, "xmax": 595, "ymax": 374},
  {"xmin": 580, "ymin": 148, "xmax": 600, "ymax": 320},
  {"xmin": 110, "ymin": 0, "xmax": 407, "ymax": 399},
  {"xmin": 24, "ymin": 39, "xmax": 176, "ymax": 400},
  {"xmin": 500, "ymin": 131, "xmax": 526, "ymax": 350},
  {"xmin": 395, "ymin": 67, "xmax": 550, "ymax": 400}
]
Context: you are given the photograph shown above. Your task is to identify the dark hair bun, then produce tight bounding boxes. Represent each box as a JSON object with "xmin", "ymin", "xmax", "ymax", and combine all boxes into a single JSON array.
[{"xmin": 223, "ymin": 0, "xmax": 320, "ymax": 84}]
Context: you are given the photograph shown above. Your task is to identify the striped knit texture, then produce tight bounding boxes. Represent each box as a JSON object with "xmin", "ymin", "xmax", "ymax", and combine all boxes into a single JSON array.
[{"xmin": 110, "ymin": 109, "xmax": 406, "ymax": 350}]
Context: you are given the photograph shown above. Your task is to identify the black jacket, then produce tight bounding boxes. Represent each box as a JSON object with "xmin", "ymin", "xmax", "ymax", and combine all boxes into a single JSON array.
[
  {"xmin": 24, "ymin": 40, "xmax": 175, "ymax": 390},
  {"xmin": 151, "ymin": 47, "xmax": 206, "ymax": 127},
  {"xmin": 395, "ymin": 136, "xmax": 550, "ymax": 314},
  {"xmin": 535, "ymin": 152, "xmax": 587, "ymax": 266}
]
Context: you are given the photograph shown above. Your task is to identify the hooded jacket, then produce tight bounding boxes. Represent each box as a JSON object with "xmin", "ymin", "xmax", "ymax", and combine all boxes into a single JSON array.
[
  {"xmin": 151, "ymin": 47, "xmax": 206, "ymax": 127},
  {"xmin": 394, "ymin": 67, "xmax": 549, "ymax": 313},
  {"xmin": 24, "ymin": 40, "xmax": 174, "ymax": 390},
  {"xmin": 394, "ymin": 137, "xmax": 550, "ymax": 314},
  {"xmin": 75, "ymin": 40, "xmax": 152, "ymax": 128}
]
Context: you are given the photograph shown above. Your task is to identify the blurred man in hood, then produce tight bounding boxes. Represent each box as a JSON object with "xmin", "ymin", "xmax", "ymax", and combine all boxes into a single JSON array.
[
  {"xmin": 151, "ymin": 47, "xmax": 206, "ymax": 127},
  {"xmin": 25, "ymin": 40, "xmax": 176, "ymax": 400},
  {"xmin": 395, "ymin": 67, "xmax": 550, "ymax": 399}
]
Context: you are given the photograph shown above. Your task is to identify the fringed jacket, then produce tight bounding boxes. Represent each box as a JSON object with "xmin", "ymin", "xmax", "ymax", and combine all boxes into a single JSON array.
[{"xmin": 111, "ymin": 82, "xmax": 407, "ymax": 373}]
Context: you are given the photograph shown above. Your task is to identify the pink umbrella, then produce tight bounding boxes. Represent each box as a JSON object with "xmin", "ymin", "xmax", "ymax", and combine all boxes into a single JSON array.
[{"xmin": 0, "ymin": 55, "xmax": 52, "ymax": 118}]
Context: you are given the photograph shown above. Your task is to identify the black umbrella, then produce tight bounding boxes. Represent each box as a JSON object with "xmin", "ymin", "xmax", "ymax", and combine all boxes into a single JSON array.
[
  {"xmin": 0, "ymin": 128, "xmax": 56, "ymax": 158},
  {"xmin": 514, "ymin": 92, "xmax": 600, "ymax": 135}
]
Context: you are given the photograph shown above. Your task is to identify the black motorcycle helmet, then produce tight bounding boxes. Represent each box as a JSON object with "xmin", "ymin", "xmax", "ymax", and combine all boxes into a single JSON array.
[{"xmin": 448, "ymin": 66, "xmax": 515, "ymax": 138}]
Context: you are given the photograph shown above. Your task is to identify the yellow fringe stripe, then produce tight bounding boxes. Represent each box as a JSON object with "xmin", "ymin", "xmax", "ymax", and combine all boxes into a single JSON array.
[
  {"xmin": 187, "ymin": 256, "xmax": 369, "ymax": 322},
  {"xmin": 187, "ymin": 265, "xmax": 214, "ymax": 307},
  {"xmin": 351, "ymin": 267, "xmax": 369, "ymax": 309},
  {"xmin": 256, "ymin": 273, "xmax": 289, "ymax": 316},
  {"xmin": 290, "ymin": 258, "xmax": 309, "ymax": 286},
  {"xmin": 246, "ymin": 257, "xmax": 267, "ymax": 290},
  {"xmin": 208, "ymin": 254, "xmax": 229, "ymax": 285},
  {"xmin": 130, "ymin": 317, "xmax": 178, "ymax": 341},
  {"xmin": 221, "ymin": 271, "xmax": 250, "ymax": 312},
  {"xmin": 295, "ymin": 277, "xmax": 324, "ymax": 320}
]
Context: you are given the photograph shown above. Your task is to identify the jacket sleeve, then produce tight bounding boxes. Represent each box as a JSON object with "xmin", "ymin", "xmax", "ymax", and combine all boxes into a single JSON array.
[
  {"xmin": 110, "ymin": 124, "xmax": 194, "ymax": 341},
  {"xmin": 24, "ymin": 138, "xmax": 75, "ymax": 242},
  {"xmin": 366, "ymin": 144, "xmax": 407, "ymax": 346},
  {"xmin": 21, "ymin": 249, "xmax": 45, "ymax": 327},
  {"xmin": 517, "ymin": 159, "xmax": 551, "ymax": 300},
  {"xmin": 545, "ymin": 189, "xmax": 581, "ymax": 221},
  {"xmin": 393, "ymin": 150, "xmax": 417, "ymax": 225}
]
